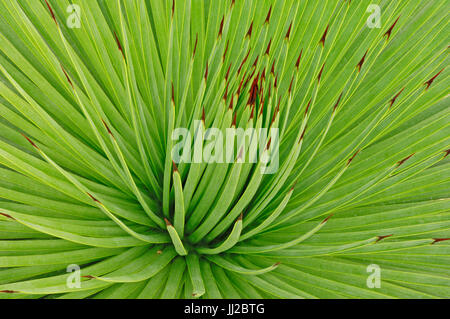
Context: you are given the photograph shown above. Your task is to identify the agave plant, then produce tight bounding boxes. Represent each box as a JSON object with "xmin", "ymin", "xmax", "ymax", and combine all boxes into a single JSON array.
[{"xmin": 0, "ymin": 0, "xmax": 448, "ymax": 299}]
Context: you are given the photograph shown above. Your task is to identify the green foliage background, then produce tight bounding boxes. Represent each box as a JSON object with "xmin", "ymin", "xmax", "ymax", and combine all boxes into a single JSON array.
[{"xmin": 0, "ymin": 0, "xmax": 448, "ymax": 298}]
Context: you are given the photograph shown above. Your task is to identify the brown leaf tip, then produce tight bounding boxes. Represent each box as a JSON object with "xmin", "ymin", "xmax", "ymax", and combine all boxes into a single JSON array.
[
  {"xmin": 113, "ymin": 31, "xmax": 125, "ymax": 58},
  {"xmin": 0, "ymin": 290, "xmax": 19, "ymax": 293},
  {"xmin": 246, "ymin": 22, "xmax": 254, "ymax": 38},
  {"xmin": 333, "ymin": 92, "xmax": 344, "ymax": 112},
  {"xmin": 193, "ymin": 34, "xmax": 198, "ymax": 58},
  {"xmin": 424, "ymin": 68, "xmax": 444, "ymax": 90},
  {"xmin": 285, "ymin": 22, "xmax": 293, "ymax": 40},
  {"xmin": 432, "ymin": 238, "xmax": 450, "ymax": 245},
  {"xmin": 265, "ymin": 39, "xmax": 272, "ymax": 56},
  {"xmin": 265, "ymin": 6, "xmax": 272, "ymax": 24},
  {"xmin": 172, "ymin": 161, "xmax": 178, "ymax": 172},
  {"xmin": 60, "ymin": 65, "xmax": 73, "ymax": 88},
  {"xmin": 273, "ymin": 262, "xmax": 281, "ymax": 267},
  {"xmin": 357, "ymin": 50, "xmax": 368, "ymax": 72},
  {"xmin": 87, "ymin": 192, "xmax": 100, "ymax": 203},
  {"xmin": 397, "ymin": 153, "xmax": 415, "ymax": 167},
  {"xmin": 295, "ymin": 49, "xmax": 303, "ymax": 69},
  {"xmin": 319, "ymin": 25, "xmax": 329, "ymax": 47},
  {"xmin": 82, "ymin": 275, "xmax": 96, "ymax": 279},
  {"xmin": 201, "ymin": 107, "xmax": 205, "ymax": 123},
  {"xmin": 44, "ymin": 0, "xmax": 58, "ymax": 25},
  {"xmin": 389, "ymin": 87, "xmax": 405, "ymax": 108},
  {"xmin": 376, "ymin": 234, "xmax": 393, "ymax": 243},
  {"xmin": 317, "ymin": 63, "xmax": 325, "ymax": 82},
  {"xmin": 21, "ymin": 133, "xmax": 39, "ymax": 150},
  {"xmin": 171, "ymin": 82, "xmax": 175, "ymax": 104},
  {"xmin": 218, "ymin": 16, "xmax": 224, "ymax": 38},
  {"xmin": 204, "ymin": 62, "xmax": 209, "ymax": 81},
  {"xmin": 101, "ymin": 119, "xmax": 113, "ymax": 136},
  {"xmin": 0, "ymin": 212, "xmax": 15, "ymax": 220},
  {"xmin": 347, "ymin": 149, "xmax": 360, "ymax": 165},
  {"xmin": 238, "ymin": 213, "xmax": 243, "ymax": 221},
  {"xmin": 321, "ymin": 213, "xmax": 334, "ymax": 224},
  {"xmin": 164, "ymin": 218, "xmax": 172, "ymax": 226},
  {"xmin": 384, "ymin": 16, "xmax": 400, "ymax": 41},
  {"xmin": 444, "ymin": 149, "xmax": 450, "ymax": 158}
]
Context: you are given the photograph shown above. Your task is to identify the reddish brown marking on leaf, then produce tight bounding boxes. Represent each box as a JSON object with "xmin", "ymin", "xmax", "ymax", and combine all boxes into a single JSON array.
[
  {"xmin": 204, "ymin": 62, "xmax": 209, "ymax": 81},
  {"xmin": 285, "ymin": 22, "xmax": 292, "ymax": 40},
  {"xmin": 223, "ymin": 40, "xmax": 229, "ymax": 62},
  {"xmin": 157, "ymin": 250, "xmax": 163, "ymax": 254},
  {"xmin": 265, "ymin": 137, "xmax": 272, "ymax": 150},
  {"xmin": 237, "ymin": 72, "xmax": 246, "ymax": 96},
  {"xmin": 238, "ymin": 49, "xmax": 251, "ymax": 74},
  {"xmin": 265, "ymin": 39, "xmax": 272, "ymax": 56},
  {"xmin": 171, "ymin": 0, "xmax": 175, "ymax": 18},
  {"xmin": 218, "ymin": 16, "xmax": 224, "ymax": 38},
  {"xmin": 246, "ymin": 22, "xmax": 254, "ymax": 38},
  {"xmin": 225, "ymin": 63, "xmax": 232, "ymax": 82},
  {"xmin": 347, "ymin": 149, "xmax": 360, "ymax": 165},
  {"xmin": 397, "ymin": 153, "xmax": 415, "ymax": 167},
  {"xmin": 288, "ymin": 75, "xmax": 294, "ymax": 94},
  {"xmin": 232, "ymin": 112, "xmax": 237, "ymax": 127},
  {"xmin": 376, "ymin": 234, "xmax": 393, "ymax": 243},
  {"xmin": 357, "ymin": 50, "xmax": 368, "ymax": 72},
  {"xmin": 193, "ymin": 33, "xmax": 198, "ymax": 58},
  {"xmin": 265, "ymin": 6, "xmax": 272, "ymax": 24},
  {"xmin": 0, "ymin": 290, "xmax": 19, "ymax": 294},
  {"xmin": 384, "ymin": 16, "xmax": 400, "ymax": 41},
  {"xmin": 87, "ymin": 193, "xmax": 101, "ymax": 203},
  {"xmin": 290, "ymin": 180, "xmax": 297, "ymax": 192},
  {"xmin": 250, "ymin": 104, "xmax": 255, "ymax": 119},
  {"xmin": 319, "ymin": 25, "xmax": 329, "ymax": 47},
  {"xmin": 0, "ymin": 212, "xmax": 15, "ymax": 220},
  {"xmin": 273, "ymin": 262, "xmax": 281, "ymax": 267},
  {"xmin": 113, "ymin": 31, "xmax": 125, "ymax": 58},
  {"xmin": 202, "ymin": 107, "xmax": 205, "ymax": 122},
  {"xmin": 20, "ymin": 133, "xmax": 39, "ymax": 150},
  {"xmin": 389, "ymin": 87, "xmax": 405, "ymax": 109},
  {"xmin": 259, "ymin": 93, "xmax": 265, "ymax": 116},
  {"xmin": 333, "ymin": 92, "xmax": 344, "ymax": 112},
  {"xmin": 231, "ymin": 0, "xmax": 235, "ymax": 8},
  {"xmin": 295, "ymin": 49, "xmax": 303, "ymax": 70},
  {"xmin": 299, "ymin": 125, "xmax": 307, "ymax": 142},
  {"xmin": 261, "ymin": 68, "xmax": 266, "ymax": 83},
  {"xmin": 270, "ymin": 60, "xmax": 275, "ymax": 75},
  {"xmin": 247, "ymin": 73, "xmax": 259, "ymax": 106},
  {"xmin": 424, "ymin": 68, "xmax": 444, "ymax": 90},
  {"xmin": 305, "ymin": 99, "xmax": 311, "ymax": 116},
  {"xmin": 432, "ymin": 238, "xmax": 450, "ymax": 245},
  {"xmin": 321, "ymin": 214, "xmax": 334, "ymax": 224},
  {"xmin": 317, "ymin": 63, "xmax": 325, "ymax": 83},
  {"xmin": 164, "ymin": 218, "xmax": 172, "ymax": 226},
  {"xmin": 101, "ymin": 119, "xmax": 113, "ymax": 136},
  {"xmin": 171, "ymin": 82, "xmax": 175, "ymax": 104},
  {"xmin": 274, "ymin": 73, "xmax": 278, "ymax": 88},
  {"xmin": 44, "ymin": 0, "xmax": 57, "ymax": 25},
  {"xmin": 444, "ymin": 149, "xmax": 450, "ymax": 158},
  {"xmin": 60, "ymin": 65, "xmax": 73, "ymax": 88},
  {"xmin": 82, "ymin": 275, "xmax": 95, "ymax": 279},
  {"xmin": 238, "ymin": 213, "xmax": 243, "ymax": 221},
  {"xmin": 252, "ymin": 55, "xmax": 259, "ymax": 68},
  {"xmin": 224, "ymin": 82, "xmax": 229, "ymax": 101},
  {"xmin": 271, "ymin": 100, "xmax": 280, "ymax": 124},
  {"xmin": 229, "ymin": 95, "xmax": 234, "ymax": 110},
  {"xmin": 172, "ymin": 161, "xmax": 178, "ymax": 172}
]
